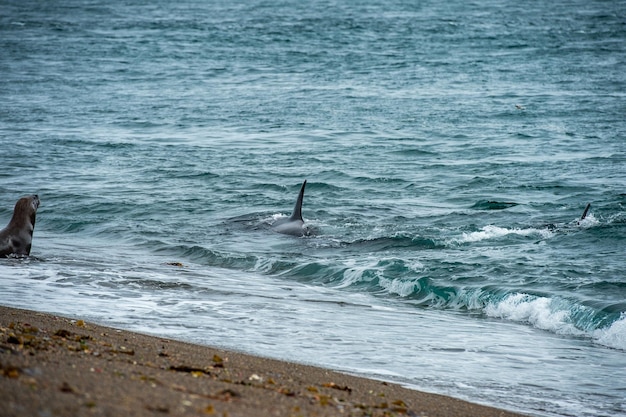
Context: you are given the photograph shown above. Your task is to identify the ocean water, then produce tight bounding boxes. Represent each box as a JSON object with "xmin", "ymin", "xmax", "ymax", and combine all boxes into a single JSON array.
[{"xmin": 1, "ymin": 0, "xmax": 625, "ymax": 416}]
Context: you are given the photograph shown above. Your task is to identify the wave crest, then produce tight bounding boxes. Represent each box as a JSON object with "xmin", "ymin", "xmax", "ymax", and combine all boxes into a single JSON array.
[
  {"xmin": 485, "ymin": 293, "xmax": 582, "ymax": 335},
  {"xmin": 594, "ymin": 314, "xmax": 626, "ymax": 350},
  {"xmin": 453, "ymin": 225, "xmax": 554, "ymax": 244}
]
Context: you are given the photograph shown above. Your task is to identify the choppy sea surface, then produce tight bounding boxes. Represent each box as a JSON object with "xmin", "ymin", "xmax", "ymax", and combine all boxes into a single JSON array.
[{"xmin": 1, "ymin": 1, "xmax": 625, "ymax": 416}]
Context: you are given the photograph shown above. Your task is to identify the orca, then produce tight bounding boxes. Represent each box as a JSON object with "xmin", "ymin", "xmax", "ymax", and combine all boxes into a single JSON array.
[
  {"xmin": 272, "ymin": 180, "xmax": 309, "ymax": 236},
  {"xmin": 580, "ymin": 203, "xmax": 591, "ymax": 221},
  {"xmin": 575, "ymin": 202, "xmax": 591, "ymax": 226},
  {"xmin": 542, "ymin": 202, "xmax": 592, "ymax": 231}
]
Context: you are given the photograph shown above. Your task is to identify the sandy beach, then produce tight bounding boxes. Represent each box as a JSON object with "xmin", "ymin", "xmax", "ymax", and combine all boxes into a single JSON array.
[{"xmin": 1, "ymin": 305, "xmax": 527, "ymax": 417}]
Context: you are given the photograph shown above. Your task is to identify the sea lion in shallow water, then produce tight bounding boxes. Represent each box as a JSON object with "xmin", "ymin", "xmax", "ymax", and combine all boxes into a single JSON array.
[
  {"xmin": 0, "ymin": 195, "xmax": 40, "ymax": 257},
  {"xmin": 271, "ymin": 180, "xmax": 309, "ymax": 236}
]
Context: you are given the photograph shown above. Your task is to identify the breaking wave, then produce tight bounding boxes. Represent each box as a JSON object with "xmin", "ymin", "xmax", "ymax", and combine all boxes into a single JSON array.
[{"xmin": 453, "ymin": 225, "xmax": 554, "ymax": 244}]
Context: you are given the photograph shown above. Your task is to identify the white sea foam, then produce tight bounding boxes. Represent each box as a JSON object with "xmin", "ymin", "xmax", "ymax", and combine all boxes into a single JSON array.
[
  {"xmin": 253, "ymin": 257, "xmax": 277, "ymax": 273},
  {"xmin": 487, "ymin": 294, "xmax": 626, "ymax": 351},
  {"xmin": 485, "ymin": 293, "xmax": 582, "ymax": 335},
  {"xmin": 339, "ymin": 266, "xmax": 372, "ymax": 288},
  {"xmin": 379, "ymin": 277, "xmax": 420, "ymax": 297},
  {"xmin": 454, "ymin": 225, "xmax": 553, "ymax": 244},
  {"xmin": 594, "ymin": 314, "xmax": 626, "ymax": 351},
  {"xmin": 575, "ymin": 213, "xmax": 600, "ymax": 229}
]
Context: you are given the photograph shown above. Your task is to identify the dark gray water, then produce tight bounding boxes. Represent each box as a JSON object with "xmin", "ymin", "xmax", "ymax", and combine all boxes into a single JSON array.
[{"xmin": 1, "ymin": 1, "xmax": 625, "ymax": 416}]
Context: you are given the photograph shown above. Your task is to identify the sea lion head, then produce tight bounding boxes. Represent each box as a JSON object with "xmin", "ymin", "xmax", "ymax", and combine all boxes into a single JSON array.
[{"xmin": 12, "ymin": 194, "xmax": 40, "ymax": 229}]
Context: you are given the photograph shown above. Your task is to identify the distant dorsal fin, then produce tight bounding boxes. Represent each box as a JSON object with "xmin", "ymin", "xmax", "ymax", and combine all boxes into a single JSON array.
[
  {"xmin": 580, "ymin": 203, "xmax": 591, "ymax": 221},
  {"xmin": 289, "ymin": 180, "xmax": 307, "ymax": 222}
]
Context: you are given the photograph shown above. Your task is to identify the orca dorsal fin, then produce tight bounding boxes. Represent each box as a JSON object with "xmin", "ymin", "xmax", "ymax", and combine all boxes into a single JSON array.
[
  {"xmin": 580, "ymin": 203, "xmax": 591, "ymax": 221},
  {"xmin": 289, "ymin": 180, "xmax": 307, "ymax": 222}
]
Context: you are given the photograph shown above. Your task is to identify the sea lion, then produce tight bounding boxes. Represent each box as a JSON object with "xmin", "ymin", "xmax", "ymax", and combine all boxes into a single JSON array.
[
  {"xmin": 0, "ymin": 195, "xmax": 40, "ymax": 257},
  {"xmin": 272, "ymin": 180, "xmax": 309, "ymax": 236}
]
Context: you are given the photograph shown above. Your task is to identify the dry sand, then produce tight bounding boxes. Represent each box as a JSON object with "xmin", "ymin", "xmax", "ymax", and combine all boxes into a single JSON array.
[{"xmin": 0, "ymin": 305, "xmax": 527, "ymax": 417}]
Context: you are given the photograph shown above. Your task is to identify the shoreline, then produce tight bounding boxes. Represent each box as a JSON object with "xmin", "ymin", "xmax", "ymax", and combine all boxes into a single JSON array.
[{"xmin": 1, "ymin": 305, "xmax": 527, "ymax": 417}]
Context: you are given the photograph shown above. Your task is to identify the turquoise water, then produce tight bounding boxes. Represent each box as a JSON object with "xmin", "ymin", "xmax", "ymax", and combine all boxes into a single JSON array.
[{"xmin": 1, "ymin": 1, "xmax": 625, "ymax": 416}]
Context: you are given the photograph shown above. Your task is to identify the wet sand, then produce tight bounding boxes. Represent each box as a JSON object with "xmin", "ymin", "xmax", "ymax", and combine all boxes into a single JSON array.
[{"xmin": 0, "ymin": 305, "xmax": 526, "ymax": 417}]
